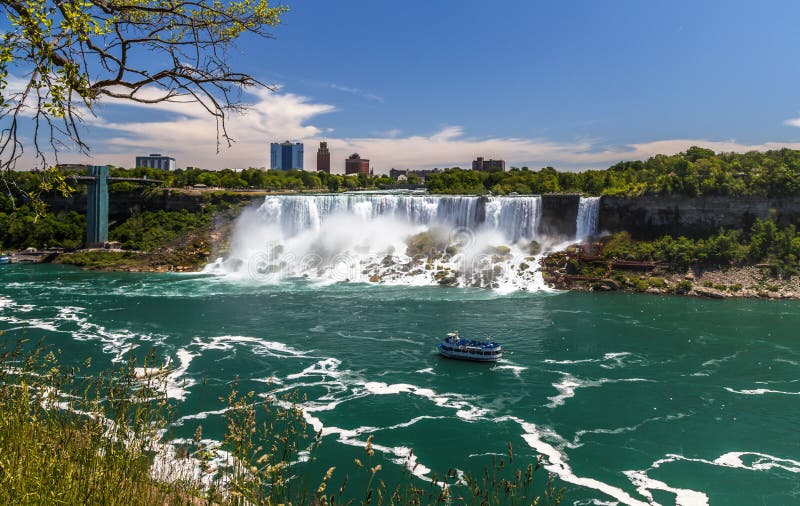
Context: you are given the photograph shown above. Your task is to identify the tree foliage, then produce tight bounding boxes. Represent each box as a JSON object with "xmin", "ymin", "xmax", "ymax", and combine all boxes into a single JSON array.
[
  {"xmin": 425, "ymin": 147, "xmax": 800, "ymax": 198},
  {"xmin": 600, "ymin": 217, "xmax": 800, "ymax": 276},
  {"xmin": 0, "ymin": 0, "xmax": 287, "ymax": 198}
]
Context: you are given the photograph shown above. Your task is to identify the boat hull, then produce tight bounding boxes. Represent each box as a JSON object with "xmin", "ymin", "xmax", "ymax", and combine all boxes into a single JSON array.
[{"xmin": 437, "ymin": 346, "xmax": 502, "ymax": 362}]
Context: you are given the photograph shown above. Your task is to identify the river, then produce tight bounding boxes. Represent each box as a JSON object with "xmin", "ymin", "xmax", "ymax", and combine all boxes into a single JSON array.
[{"xmin": 1, "ymin": 264, "xmax": 799, "ymax": 505}]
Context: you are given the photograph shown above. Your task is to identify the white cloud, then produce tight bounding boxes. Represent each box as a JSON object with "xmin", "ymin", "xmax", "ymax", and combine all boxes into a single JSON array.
[
  {"xmin": 61, "ymin": 87, "xmax": 336, "ymax": 168},
  {"xmin": 784, "ymin": 117, "xmax": 800, "ymax": 128},
  {"xmin": 327, "ymin": 83, "xmax": 384, "ymax": 103},
  {"xmin": 47, "ymin": 86, "xmax": 800, "ymax": 172}
]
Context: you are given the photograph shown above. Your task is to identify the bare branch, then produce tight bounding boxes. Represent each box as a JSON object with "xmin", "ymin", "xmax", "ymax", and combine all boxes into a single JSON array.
[{"xmin": 0, "ymin": 0, "xmax": 288, "ymax": 195}]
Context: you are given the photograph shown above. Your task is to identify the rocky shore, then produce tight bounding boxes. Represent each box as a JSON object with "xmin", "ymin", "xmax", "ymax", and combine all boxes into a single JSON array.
[{"xmin": 542, "ymin": 249, "xmax": 800, "ymax": 300}]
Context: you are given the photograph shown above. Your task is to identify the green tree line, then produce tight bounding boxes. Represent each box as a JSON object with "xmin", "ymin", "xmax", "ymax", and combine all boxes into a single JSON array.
[
  {"xmin": 426, "ymin": 146, "xmax": 800, "ymax": 196},
  {"xmin": 108, "ymin": 167, "xmax": 396, "ymax": 193},
  {"xmin": 13, "ymin": 145, "xmax": 800, "ymax": 197},
  {"xmin": 601, "ymin": 215, "xmax": 800, "ymax": 276}
]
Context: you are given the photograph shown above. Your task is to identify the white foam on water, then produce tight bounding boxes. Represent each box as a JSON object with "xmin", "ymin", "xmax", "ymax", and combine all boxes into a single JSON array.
[
  {"xmin": 151, "ymin": 438, "xmax": 235, "ymax": 489},
  {"xmin": 363, "ymin": 381, "xmax": 488, "ymax": 421},
  {"xmin": 266, "ymin": 357, "xmax": 493, "ymax": 485},
  {"xmin": 57, "ymin": 306, "xmax": 168, "ymax": 362},
  {"xmin": 1, "ymin": 302, "xmax": 149, "ymax": 357},
  {"xmin": 131, "ymin": 349, "xmax": 197, "ymax": 401},
  {"xmin": 624, "ymin": 470, "xmax": 709, "ymax": 506},
  {"xmin": 570, "ymin": 413, "xmax": 690, "ymax": 448},
  {"xmin": 303, "ymin": 412, "xmax": 436, "ymax": 482},
  {"xmin": 723, "ymin": 387, "xmax": 800, "ymax": 396},
  {"xmin": 600, "ymin": 352, "xmax": 636, "ymax": 369},
  {"xmin": 651, "ymin": 452, "xmax": 800, "ymax": 474},
  {"xmin": 543, "ymin": 357, "xmax": 600, "ymax": 365},
  {"xmin": 253, "ymin": 375, "xmax": 284, "ymax": 385},
  {"xmin": 620, "ymin": 451, "xmax": 800, "ymax": 506},
  {"xmin": 175, "ymin": 408, "xmax": 229, "ymax": 424},
  {"xmin": 701, "ymin": 351, "xmax": 741, "ymax": 369},
  {"xmin": 0, "ymin": 303, "xmax": 65, "ymax": 333},
  {"xmin": 165, "ymin": 348, "xmax": 197, "ymax": 401},
  {"xmin": 286, "ymin": 357, "xmax": 343, "ymax": 380},
  {"xmin": 544, "ymin": 351, "xmax": 635, "ymax": 369},
  {"xmin": 546, "ymin": 373, "xmax": 652, "ymax": 409},
  {"xmin": 502, "ymin": 415, "xmax": 652, "ymax": 506},
  {"xmin": 0, "ymin": 296, "xmax": 14, "ymax": 309},
  {"xmin": 491, "ymin": 362, "xmax": 527, "ymax": 378},
  {"xmin": 415, "ymin": 367, "xmax": 435, "ymax": 374},
  {"xmin": 466, "ymin": 452, "xmax": 506, "ymax": 459},
  {"xmin": 191, "ymin": 335, "xmax": 309, "ymax": 358}
]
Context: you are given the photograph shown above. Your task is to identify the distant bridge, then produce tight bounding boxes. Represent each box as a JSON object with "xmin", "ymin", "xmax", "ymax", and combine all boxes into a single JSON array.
[
  {"xmin": 70, "ymin": 175, "xmax": 164, "ymax": 185},
  {"xmin": 69, "ymin": 167, "xmax": 163, "ymax": 247}
]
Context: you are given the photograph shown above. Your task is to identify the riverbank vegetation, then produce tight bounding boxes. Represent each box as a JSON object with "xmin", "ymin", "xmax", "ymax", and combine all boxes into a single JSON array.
[
  {"xmin": 543, "ymin": 215, "xmax": 800, "ymax": 299},
  {"xmin": 426, "ymin": 147, "xmax": 800, "ymax": 197},
  {"xmin": 0, "ymin": 191, "xmax": 244, "ymax": 271},
  {"xmin": 599, "ymin": 216, "xmax": 800, "ymax": 276},
  {"xmin": 0, "ymin": 343, "xmax": 563, "ymax": 505}
]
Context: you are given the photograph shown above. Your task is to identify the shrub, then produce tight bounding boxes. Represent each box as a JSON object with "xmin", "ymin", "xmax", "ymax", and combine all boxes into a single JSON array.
[
  {"xmin": 632, "ymin": 278, "xmax": 650, "ymax": 292},
  {"xmin": 674, "ymin": 280, "xmax": 693, "ymax": 294}
]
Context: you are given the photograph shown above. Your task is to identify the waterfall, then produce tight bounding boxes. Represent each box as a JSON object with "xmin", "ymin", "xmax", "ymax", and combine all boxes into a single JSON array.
[
  {"xmin": 207, "ymin": 193, "xmax": 555, "ymax": 291},
  {"xmin": 575, "ymin": 197, "xmax": 601, "ymax": 241},
  {"xmin": 251, "ymin": 194, "xmax": 536, "ymax": 242}
]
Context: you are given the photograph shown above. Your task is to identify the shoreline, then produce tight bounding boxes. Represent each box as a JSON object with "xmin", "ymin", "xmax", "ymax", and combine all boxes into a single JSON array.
[
  {"xmin": 8, "ymin": 250, "xmax": 800, "ymax": 301},
  {"xmin": 541, "ymin": 250, "xmax": 800, "ymax": 300}
]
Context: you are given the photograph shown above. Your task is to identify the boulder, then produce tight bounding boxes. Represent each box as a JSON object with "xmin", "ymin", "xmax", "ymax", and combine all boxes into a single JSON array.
[{"xmin": 693, "ymin": 287, "xmax": 725, "ymax": 299}]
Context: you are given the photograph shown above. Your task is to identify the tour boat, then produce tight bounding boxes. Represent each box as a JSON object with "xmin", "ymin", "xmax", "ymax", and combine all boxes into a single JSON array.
[
  {"xmin": 0, "ymin": 255, "xmax": 9, "ymax": 265},
  {"xmin": 437, "ymin": 332, "xmax": 502, "ymax": 362}
]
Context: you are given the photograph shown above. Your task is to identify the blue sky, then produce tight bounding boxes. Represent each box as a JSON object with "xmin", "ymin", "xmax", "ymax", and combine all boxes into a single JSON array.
[{"xmin": 59, "ymin": 0, "xmax": 800, "ymax": 171}]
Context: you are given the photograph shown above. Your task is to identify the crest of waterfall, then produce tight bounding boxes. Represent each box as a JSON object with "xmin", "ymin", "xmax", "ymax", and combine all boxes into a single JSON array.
[
  {"xmin": 207, "ymin": 194, "xmax": 555, "ymax": 291},
  {"xmin": 575, "ymin": 197, "xmax": 601, "ymax": 241}
]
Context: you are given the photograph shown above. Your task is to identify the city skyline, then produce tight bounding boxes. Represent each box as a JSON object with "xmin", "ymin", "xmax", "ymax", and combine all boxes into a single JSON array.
[{"xmin": 39, "ymin": 1, "xmax": 800, "ymax": 172}]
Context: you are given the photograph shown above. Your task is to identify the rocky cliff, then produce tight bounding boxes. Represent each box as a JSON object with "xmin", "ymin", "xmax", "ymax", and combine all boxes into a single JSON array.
[{"xmin": 600, "ymin": 195, "xmax": 800, "ymax": 238}]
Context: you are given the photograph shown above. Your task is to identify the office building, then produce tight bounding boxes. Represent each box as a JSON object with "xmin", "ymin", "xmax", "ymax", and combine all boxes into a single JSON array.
[
  {"xmin": 316, "ymin": 141, "xmax": 331, "ymax": 173},
  {"xmin": 270, "ymin": 140, "xmax": 304, "ymax": 170},
  {"xmin": 135, "ymin": 154, "xmax": 176, "ymax": 171},
  {"xmin": 472, "ymin": 157, "xmax": 505, "ymax": 172},
  {"xmin": 345, "ymin": 153, "xmax": 370, "ymax": 175}
]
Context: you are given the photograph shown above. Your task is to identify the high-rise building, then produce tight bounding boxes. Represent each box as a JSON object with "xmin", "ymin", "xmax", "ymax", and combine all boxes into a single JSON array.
[
  {"xmin": 316, "ymin": 141, "xmax": 331, "ymax": 173},
  {"xmin": 345, "ymin": 153, "xmax": 370, "ymax": 175},
  {"xmin": 135, "ymin": 154, "xmax": 176, "ymax": 171},
  {"xmin": 270, "ymin": 140, "xmax": 304, "ymax": 170},
  {"xmin": 472, "ymin": 157, "xmax": 505, "ymax": 172}
]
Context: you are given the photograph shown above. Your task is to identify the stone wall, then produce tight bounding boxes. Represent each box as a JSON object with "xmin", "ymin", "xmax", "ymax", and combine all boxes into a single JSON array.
[{"xmin": 600, "ymin": 195, "xmax": 800, "ymax": 238}]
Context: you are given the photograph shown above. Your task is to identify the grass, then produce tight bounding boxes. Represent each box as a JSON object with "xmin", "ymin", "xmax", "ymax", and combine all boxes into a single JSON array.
[{"xmin": 0, "ymin": 341, "xmax": 564, "ymax": 505}]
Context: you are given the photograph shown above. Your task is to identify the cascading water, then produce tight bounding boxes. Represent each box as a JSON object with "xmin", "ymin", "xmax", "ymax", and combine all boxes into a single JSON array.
[
  {"xmin": 206, "ymin": 193, "xmax": 555, "ymax": 291},
  {"xmin": 575, "ymin": 196, "xmax": 601, "ymax": 241}
]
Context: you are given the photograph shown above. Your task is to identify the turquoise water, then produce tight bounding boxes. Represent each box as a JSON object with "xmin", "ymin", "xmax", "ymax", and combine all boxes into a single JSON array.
[{"xmin": 2, "ymin": 264, "xmax": 800, "ymax": 504}]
